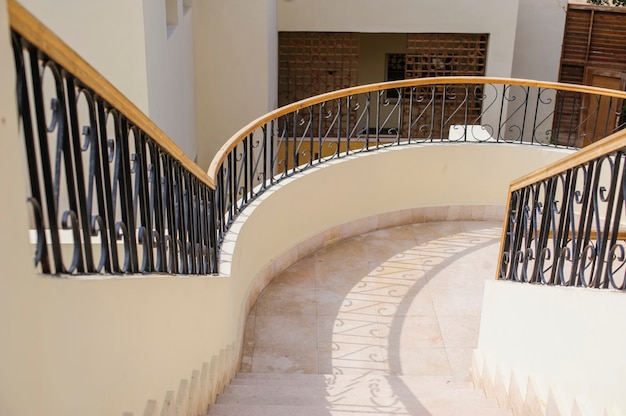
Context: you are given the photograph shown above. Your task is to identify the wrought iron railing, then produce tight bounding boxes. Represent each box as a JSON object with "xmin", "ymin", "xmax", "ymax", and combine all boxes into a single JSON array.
[
  {"xmin": 9, "ymin": 1, "xmax": 626, "ymax": 277},
  {"xmin": 10, "ymin": 1, "xmax": 218, "ymax": 275},
  {"xmin": 499, "ymin": 128, "xmax": 626, "ymax": 290},
  {"xmin": 209, "ymin": 79, "xmax": 626, "ymax": 250}
]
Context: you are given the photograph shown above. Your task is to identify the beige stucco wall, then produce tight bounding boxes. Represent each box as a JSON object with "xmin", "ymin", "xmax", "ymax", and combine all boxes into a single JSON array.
[
  {"xmin": 479, "ymin": 280, "xmax": 626, "ymax": 414},
  {"xmin": 193, "ymin": 0, "xmax": 278, "ymax": 169},
  {"xmin": 277, "ymin": 0, "xmax": 521, "ymax": 79},
  {"xmin": 0, "ymin": 1, "xmax": 40, "ymax": 415}
]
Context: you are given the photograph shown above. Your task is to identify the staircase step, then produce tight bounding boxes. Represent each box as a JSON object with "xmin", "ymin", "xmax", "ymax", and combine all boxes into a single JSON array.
[
  {"xmin": 217, "ymin": 392, "xmax": 501, "ymax": 408},
  {"xmin": 234, "ymin": 372, "xmax": 469, "ymax": 384},
  {"xmin": 214, "ymin": 372, "xmax": 510, "ymax": 414},
  {"xmin": 232, "ymin": 373, "xmax": 473, "ymax": 390},
  {"xmin": 206, "ymin": 403, "xmax": 514, "ymax": 416},
  {"xmin": 218, "ymin": 383, "xmax": 488, "ymax": 403}
]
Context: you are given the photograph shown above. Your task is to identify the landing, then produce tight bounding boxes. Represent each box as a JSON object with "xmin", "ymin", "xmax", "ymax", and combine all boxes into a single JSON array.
[{"xmin": 241, "ymin": 220, "xmax": 502, "ymax": 379}]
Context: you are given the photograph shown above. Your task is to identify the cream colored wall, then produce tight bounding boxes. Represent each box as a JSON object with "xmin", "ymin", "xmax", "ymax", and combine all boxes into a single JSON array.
[
  {"xmin": 193, "ymin": 0, "xmax": 278, "ymax": 169},
  {"xmin": 225, "ymin": 144, "xmax": 573, "ymax": 315},
  {"xmin": 18, "ymin": 0, "xmax": 150, "ymax": 114},
  {"xmin": 277, "ymin": 0, "xmax": 520, "ymax": 78},
  {"xmin": 479, "ymin": 280, "xmax": 626, "ymax": 414},
  {"xmin": 143, "ymin": 0, "xmax": 198, "ymax": 159},
  {"xmin": 512, "ymin": 0, "xmax": 568, "ymax": 81}
]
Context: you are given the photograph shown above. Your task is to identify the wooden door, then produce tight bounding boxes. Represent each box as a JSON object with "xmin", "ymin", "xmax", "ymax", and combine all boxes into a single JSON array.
[{"xmin": 582, "ymin": 68, "xmax": 626, "ymax": 145}]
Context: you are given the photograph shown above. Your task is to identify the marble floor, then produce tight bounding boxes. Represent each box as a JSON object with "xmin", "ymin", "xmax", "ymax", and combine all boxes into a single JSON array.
[{"xmin": 240, "ymin": 220, "xmax": 502, "ymax": 380}]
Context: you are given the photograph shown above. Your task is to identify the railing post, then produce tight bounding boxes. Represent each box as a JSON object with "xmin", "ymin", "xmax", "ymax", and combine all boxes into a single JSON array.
[{"xmin": 209, "ymin": 187, "xmax": 219, "ymax": 274}]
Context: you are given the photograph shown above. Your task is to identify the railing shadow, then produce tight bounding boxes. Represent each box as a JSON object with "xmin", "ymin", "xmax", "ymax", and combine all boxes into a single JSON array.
[{"xmin": 242, "ymin": 220, "xmax": 501, "ymax": 414}]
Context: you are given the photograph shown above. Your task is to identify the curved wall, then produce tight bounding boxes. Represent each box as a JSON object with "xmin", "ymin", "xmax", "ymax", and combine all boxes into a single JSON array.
[
  {"xmin": 0, "ymin": 137, "xmax": 572, "ymax": 416},
  {"xmin": 225, "ymin": 143, "xmax": 573, "ymax": 328}
]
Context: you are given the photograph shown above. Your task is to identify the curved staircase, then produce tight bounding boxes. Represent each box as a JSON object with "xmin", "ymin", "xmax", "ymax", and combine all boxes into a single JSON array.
[{"xmin": 206, "ymin": 220, "xmax": 513, "ymax": 416}]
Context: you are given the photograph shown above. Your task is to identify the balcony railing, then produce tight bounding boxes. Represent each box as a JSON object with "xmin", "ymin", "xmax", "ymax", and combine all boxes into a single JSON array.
[
  {"xmin": 209, "ymin": 79, "xmax": 626, "ymax": 252},
  {"xmin": 9, "ymin": 0, "xmax": 626, "ymax": 277}
]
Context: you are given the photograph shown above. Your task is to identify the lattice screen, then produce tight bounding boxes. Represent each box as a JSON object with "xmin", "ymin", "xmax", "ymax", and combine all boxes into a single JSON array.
[
  {"xmin": 278, "ymin": 32, "xmax": 360, "ymax": 106},
  {"xmin": 403, "ymin": 33, "xmax": 489, "ymax": 139},
  {"xmin": 277, "ymin": 32, "xmax": 489, "ymax": 141},
  {"xmin": 405, "ymin": 33, "xmax": 488, "ymax": 78}
]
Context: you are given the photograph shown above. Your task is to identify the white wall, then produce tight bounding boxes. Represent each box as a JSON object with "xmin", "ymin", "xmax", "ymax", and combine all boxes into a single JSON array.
[
  {"xmin": 193, "ymin": 0, "xmax": 278, "ymax": 170},
  {"xmin": 512, "ymin": 0, "xmax": 568, "ymax": 81},
  {"xmin": 277, "ymin": 0, "xmax": 521, "ymax": 79},
  {"xmin": 479, "ymin": 280, "xmax": 626, "ymax": 414},
  {"xmin": 18, "ymin": 0, "xmax": 199, "ymax": 160},
  {"xmin": 143, "ymin": 0, "xmax": 198, "ymax": 159},
  {"xmin": 18, "ymin": 0, "xmax": 150, "ymax": 114}
]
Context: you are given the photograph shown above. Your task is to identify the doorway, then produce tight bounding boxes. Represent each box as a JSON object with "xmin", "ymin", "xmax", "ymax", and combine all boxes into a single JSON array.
[{"xmin": 582, "ymin": 68, "xmax": 626, "ymax": 145}]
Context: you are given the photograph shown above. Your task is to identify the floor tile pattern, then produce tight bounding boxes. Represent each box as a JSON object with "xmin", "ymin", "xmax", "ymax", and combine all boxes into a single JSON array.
[{"xmin": 241, "ymin": 221, "xmax": 502, "ymax": 380}]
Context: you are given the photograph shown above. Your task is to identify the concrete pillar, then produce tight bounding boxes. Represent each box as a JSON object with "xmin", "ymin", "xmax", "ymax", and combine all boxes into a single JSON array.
[{"xmin": 193, "ymin": 0, "xmax": 278, "ymax": 170}]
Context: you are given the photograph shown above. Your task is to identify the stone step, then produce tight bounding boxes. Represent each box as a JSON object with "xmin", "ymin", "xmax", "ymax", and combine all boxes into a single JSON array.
[
  {"xmin": 206, "ymin": 403, "xmax": 514, "ymax": 416},
  {"xmin": 218, "ymin": 382, "xmax": 487, "ymax": 403},
  {"xmin": 234, "ymin": 372, "xmax": 471, "ymax": 386},
  {"xmin": 217, "ymin": 391, "xmax": 501, "ymax": 409}
]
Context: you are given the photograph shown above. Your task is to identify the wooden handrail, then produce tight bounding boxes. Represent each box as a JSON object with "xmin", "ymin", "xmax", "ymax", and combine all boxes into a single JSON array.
[
  {"xmin": 207, "ymin": 76, "xmax": 626, "ymax": 180},
  {"xmin": 549, "ymin": 230, "xmax": 626, "ymax": 241},
  {"xmin": 509, "ymin": 128, "xmax": 626, "ymax": 192},
  {"xmin": 8, "ymin": 0, "xmax": 215, "ymax": 189},
  {"xmin": 11, "ymin": 0, "xmax": 625, "ymax": 195}
]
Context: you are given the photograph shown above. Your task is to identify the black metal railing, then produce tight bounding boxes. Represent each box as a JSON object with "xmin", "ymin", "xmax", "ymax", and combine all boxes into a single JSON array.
[
  {"xmin": 209, "ymin": 79, "xmax": 626, "ymax": 249},
  {"xmin": 499, "ymin": 128, "xmax": 626, "ymax": 290},
  {"xmin": 11, "ymin": 2, "xmax": 626, "ymax": 277},
  {"xmin": 10, "ymin": 3, "xmax": 218, "ymax": 276}
]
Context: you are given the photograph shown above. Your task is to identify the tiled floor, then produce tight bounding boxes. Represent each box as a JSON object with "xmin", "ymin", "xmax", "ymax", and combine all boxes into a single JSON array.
[{"xmin": 240, "ymin": 220, "xmax": 502, "ymax": 380}]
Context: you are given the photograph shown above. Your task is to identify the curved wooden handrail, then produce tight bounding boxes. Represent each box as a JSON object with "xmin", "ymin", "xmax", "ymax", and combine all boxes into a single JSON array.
[
  {"xmin": 207, "ymin": 76, "xmax": 626, "ymax": 180},
  {"xmin": 8, "ymin": 0, "xmax": 215, "ymax": 189}
]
